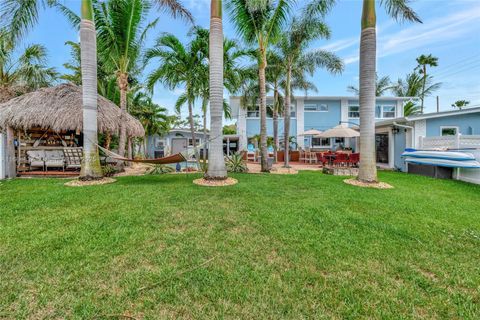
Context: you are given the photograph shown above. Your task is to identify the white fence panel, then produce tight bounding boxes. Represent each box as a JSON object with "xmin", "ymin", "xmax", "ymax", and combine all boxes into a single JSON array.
[{"xmin": 420, "ymin": 135, "xmax": 480, "ymax": 149}]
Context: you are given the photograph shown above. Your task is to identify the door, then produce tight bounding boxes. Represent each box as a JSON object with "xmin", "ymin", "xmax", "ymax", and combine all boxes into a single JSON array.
[
  {"xmin": 171, "ymin": 138, "xmax": 188, "ymax": 155},
  {"xmin": 376, "ymin": 134, "xmax": 389, "ymax": 163}
]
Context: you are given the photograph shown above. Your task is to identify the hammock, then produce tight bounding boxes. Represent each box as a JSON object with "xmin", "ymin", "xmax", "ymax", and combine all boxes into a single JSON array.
[{"xmin": 96, "ymin": 143, "xmax": 195, "ymax": 165}]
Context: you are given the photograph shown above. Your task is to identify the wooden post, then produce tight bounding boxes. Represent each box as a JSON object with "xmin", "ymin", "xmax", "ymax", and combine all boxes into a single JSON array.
[{"xmin": 6, "ymin": 126, "xmax": 16, "ymax": 178}]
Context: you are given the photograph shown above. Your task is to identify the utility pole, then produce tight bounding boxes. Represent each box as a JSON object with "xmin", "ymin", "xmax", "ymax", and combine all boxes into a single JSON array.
[{"xmin": 436, "ymin": 96, "xmax": 440, "ymax": 113}]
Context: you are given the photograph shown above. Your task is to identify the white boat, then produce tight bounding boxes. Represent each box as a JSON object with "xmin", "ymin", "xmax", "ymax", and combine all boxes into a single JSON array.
[
  {"xmin": 401, "ymin": 149, "xmax": 475, "ymax": 161},
  {"xmin": 405, "ymin": 157, "xmax": 480, "ymax": 168}
]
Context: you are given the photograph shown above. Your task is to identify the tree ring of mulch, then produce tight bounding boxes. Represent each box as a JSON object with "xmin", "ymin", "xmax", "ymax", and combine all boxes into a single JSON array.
[
  {"xmin": 344, "ymin": 178, "xmax": 393, "ymax": 189},
  {"xmin": 64, "ymin": 177, "xmax": 116, "ymax": 187},
  {"xmin": 193, "ymin": 177, "xmax": 238, "ymax": 187}
]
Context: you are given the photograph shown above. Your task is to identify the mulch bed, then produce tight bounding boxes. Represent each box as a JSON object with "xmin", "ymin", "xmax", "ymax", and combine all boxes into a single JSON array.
[
  {"xmin": 64, "ymin": 177, "xmax": 116, "ymax": 187},
  {"xmin": 193, "ymin": 177, "xmax": 238, "ymax": 187},
  {"xmin": 343, "ymin": 178, "xmax": 393, "ymax": 189}
]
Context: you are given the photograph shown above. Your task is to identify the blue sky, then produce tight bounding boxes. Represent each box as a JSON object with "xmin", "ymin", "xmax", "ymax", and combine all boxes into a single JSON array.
[{"xmin": 23, "ymin": 0, "xmax": 480, "ymax": 122}]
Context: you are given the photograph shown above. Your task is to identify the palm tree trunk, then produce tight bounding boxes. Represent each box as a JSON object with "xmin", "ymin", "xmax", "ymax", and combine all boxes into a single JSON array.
[
  {"xmin": 117, "ymin": 72, "xmax": 128, "ymax": 158},
  {"xmin": 273, "ymin": 86, "xmax": 279, "ymax": 162},
  {"xmin": 144, "ymin": 136, "xmax": 148, "ymax": 157},
  {"xmin": 259, "ymin": 47, "xmax": 269, "ymax": 172},
  {"xmin": 206, "ymin": 0, "xmax": 227, "ymax": 179},
  {"xmin": 284, "ymin": 66, "xmax": 291, "ymax": 168},
  {"xmin": 420, "ymin": 65, "xmax": 426, "ymax": 113},
  {"xmin": 6, "ymin": 126, "xmax": 16, "ymax": 178},
  {"xmin": 104, "ymin": 131, "xmax": 111, "ymax": 149},
  {"xmin": 127, "ymin": 136, "xmax": 132, "ymax": 161},
  {"xmin": 202, "ymin": 102, "xmax": 207, "ymax": 165},
  {"xmin": 187, "ymin": 99, "xmax": 200, "ymax": 165},
  {"xmin": 358, "ymin": 0, "xmax": 378, "ymax": 183},
  {"xmin": 79, "ymin": 0, "xmax": 102, "ymax": 180}
]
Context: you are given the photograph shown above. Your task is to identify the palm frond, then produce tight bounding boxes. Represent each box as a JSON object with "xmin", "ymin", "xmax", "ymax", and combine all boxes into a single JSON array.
[
  {"xmin": 152, "ymin": 0, "xmax": 193, "ymax": 24},
  {"xmin": 381, "ymin": 0, "xmax": 422, "ymax": 23}
]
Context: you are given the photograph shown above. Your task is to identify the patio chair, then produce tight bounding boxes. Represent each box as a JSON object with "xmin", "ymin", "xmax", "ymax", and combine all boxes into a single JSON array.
[
  {"xmin": 333, "ymin": 153, "xmax": 349, "ymax": 167},
  {"xmin": 316, "ymin": 153, "xmax": 328, "ymax": 166},
  {"xmin": 299, "ymin": 149, "xmax": 306, "ymax": 163},
  {"xmin": 347, "ymin": 153, "xmax": 360, "ymax": 167},
  {"xmin": 247, "ymin": 144, "xmax": 256, "ymax": 162},
  {"xmin": 45, "ymin": 150, "xmax": 65, "ymax": 171},
  {"xmin": 27, "ymin": 150, "xmax": 45, "ymax": 171},
  {"xmin": 63, "ymin": 147, "xmax": 83, "ymax": 170}
]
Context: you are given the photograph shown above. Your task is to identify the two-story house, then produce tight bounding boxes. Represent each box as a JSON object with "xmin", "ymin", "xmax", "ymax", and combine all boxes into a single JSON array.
[{"xmin": 229, "ymin": 96, "xmax": 409, "ymax": 151}]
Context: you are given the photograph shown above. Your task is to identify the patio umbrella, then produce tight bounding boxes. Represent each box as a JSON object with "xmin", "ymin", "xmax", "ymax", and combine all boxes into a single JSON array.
[
  {"xmin": 300, "ymin": 129, "xmax": 323, "ymax": 136},
  {"xmin": 315, "ymin": 125, "xmax": 360, "ymax": 138}
]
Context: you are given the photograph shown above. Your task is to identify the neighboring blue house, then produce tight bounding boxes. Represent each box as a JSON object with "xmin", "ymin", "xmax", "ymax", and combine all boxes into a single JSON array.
[
  {"xmin": 146, "ymin": 128, "xmax": 209, "ymax": 159},
  {"xmin": 375, "ymin": 107, "xmax": 480, "ymax": 184},
  {"xmin": 230, "ymin": 95, "xmax": 408, "ymax": 151}
]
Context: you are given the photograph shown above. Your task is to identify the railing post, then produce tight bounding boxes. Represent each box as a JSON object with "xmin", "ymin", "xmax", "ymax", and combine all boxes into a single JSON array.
[{"xmin": 456, "ymin": 133, "xmax": 461, "ymax": 149}]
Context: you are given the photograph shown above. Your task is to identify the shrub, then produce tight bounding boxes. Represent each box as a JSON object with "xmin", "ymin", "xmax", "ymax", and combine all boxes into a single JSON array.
[
  {"xmin": 226, "ymin": 152, "xmax": 248, "ymax": 173},
  {"xmin": 147, "ymin": 164, "xmax": 175, "ymax": 175},
  {"xmin": 101, "ymin": 164, "xmax": 118, "ymax": 177}
]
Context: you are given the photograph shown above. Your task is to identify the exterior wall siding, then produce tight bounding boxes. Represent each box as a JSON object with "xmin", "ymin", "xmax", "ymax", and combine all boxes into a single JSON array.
[
  {"xmin": 304, "ymin": 99, "xmax": 341, "ymax": 131},
  {"xmin": 246, "ymin": 118, "xmax": 297, "ymax": 138},
  {"xmin": 426, "ymin": 113, "xmax": 480, "ymax": 136}
]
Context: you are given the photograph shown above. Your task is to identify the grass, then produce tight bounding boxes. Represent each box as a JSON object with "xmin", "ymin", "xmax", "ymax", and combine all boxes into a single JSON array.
[{"xmin": 0, "ymin": 171, "xmax": 479, "ymax": 319}]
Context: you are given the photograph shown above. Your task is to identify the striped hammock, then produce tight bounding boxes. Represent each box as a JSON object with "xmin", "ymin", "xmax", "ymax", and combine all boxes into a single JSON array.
[{"xmin": 96, "ymin": 143, "xmax": 200, "ymax": 165}]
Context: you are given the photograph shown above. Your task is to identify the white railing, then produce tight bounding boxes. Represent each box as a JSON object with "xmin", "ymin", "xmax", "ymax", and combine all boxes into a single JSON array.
[{"xmin": 420, "ymin": 135, "xmax": 480, "ymax": 149}]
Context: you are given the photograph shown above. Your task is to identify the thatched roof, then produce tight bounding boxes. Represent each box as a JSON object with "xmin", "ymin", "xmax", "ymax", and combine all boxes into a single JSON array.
[{"xmin": 0, "ymin": 83, "xmax": 145, "ymax": 137}]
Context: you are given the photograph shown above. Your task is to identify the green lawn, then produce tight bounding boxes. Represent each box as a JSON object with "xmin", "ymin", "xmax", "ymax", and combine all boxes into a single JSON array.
[{"xmin": 1, "ymin": 171, "xmax": 479, "ymax": 319}]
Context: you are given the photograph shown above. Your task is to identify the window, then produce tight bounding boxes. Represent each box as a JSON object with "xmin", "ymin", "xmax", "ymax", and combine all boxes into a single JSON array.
[
  {"xmin": 335, "ymin": 137, "xmax": 345, "ymax": 144},
  {"xmin": 188, "ymin": 138, "xmax": 200, "ymax": 146},
  {"xmin": 312, "ymin": 137, "xmax": 331, "ymax": 147},
  {"xmin": 154, "ymin": 139, "xmax": 164, "ymax": 149},
  {"xmin": 305, "ymin": 104, "xmax": 328, "ymax": 112},
  {"xmin": 348, "ymin": 105, "xmax": 359, "ymax": 118},
  {"xmin": 382, "ymin": 106, "xmax": 396, "ymax": 118},
  {"xmin": 375, "ymin": 105, "xmax": 396, "ymax": 118},
  {"xmin": 247, "ymin": 106, "xmax": 260, "ymax": 118},
  {"xmin": 441, "ymin": 126, "xmax": 458, "ymax": 136},
  {"xmin": 290, "ymin": 105, "xmax": 296, "ymax": 118}
]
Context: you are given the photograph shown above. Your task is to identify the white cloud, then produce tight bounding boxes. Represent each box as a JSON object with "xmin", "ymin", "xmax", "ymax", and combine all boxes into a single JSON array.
[
  {"xmin": 319, "ymin": 37, "xmax": 358, "ymax": 52},
  {"xmin": 338, "ymin": 4, "xmax": 480, "ymax": 65}
]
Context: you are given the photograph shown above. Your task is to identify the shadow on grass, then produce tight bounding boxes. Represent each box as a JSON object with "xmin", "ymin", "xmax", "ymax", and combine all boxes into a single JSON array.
[{"xmin": 114, "ymin": 173, "xmax": 203, "ymax": 186}]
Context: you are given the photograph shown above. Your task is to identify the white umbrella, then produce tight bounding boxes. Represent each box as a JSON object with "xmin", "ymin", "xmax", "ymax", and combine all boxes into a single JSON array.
[
  {"xmin": 300, "ymin": 129, "xmax": 323, "ymax": 136},
  {"xmin": 315, "ymin": 125, "xmax": 360, "ymax": 138}
]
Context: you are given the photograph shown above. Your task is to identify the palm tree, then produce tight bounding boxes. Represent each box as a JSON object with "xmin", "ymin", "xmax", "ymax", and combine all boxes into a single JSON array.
[
  {"xmin": 146, "ymin": 33, "xmax": 204, "ymax": 161},
  {"xmin": 416, "ymin": 54, "xmax": 438, "ymax": 113},
  {"xmin": 276, "ymin": 8, "xmax": 343, "ymax": 167},
  {"xmin": 227, "ymin": 0, "xmax": 295, "ymax": 172},
  {"xmin": 357, "ymin": 0, "xmax": 421, "ymax": 183},
  {"xmin": 392, "ymin": 72, "xmax": 440, "ymax": 116},
  {"xmin": 78, "ymin": 0, "xmax": 103, "ymax": 180},
  {"xmin": 347, "ymin": 73, "xmax": 393, "ymax": 97},
  {"xmin": 265, "ymin": 51, "xmax": 284, "ymax": 161},
  {"xmin": 93, "ymin": 0, "xmax": 159, "ymax": 161},
  {"xmin": 206, "ymin": 0, "xmax": 227, "ymax": 178},
  {"xmin": 451, "ymin": 100, "xmax": 470, "ymax": 110},
  {"xmin": 0, "ymin": 31, "xmax": 58, "ymax": 103}
]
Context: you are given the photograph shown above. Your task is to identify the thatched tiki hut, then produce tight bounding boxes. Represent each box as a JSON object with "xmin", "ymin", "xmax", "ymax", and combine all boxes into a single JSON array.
[{"xmin": 0, "ymin": 83, "xmax": 144, "ymax": 178}]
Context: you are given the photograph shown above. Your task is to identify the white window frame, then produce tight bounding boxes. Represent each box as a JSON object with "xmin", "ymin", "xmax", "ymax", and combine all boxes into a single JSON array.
[
  {"xmin": 304, "ymin": 103, "xmax": 328, "ymax": 112},
  {"xmin": 380, "ymin": 105, "xmax": 396, "ymax": 119},
  {"xmin": 154, "ymin": 138, "xmax": 165, "ymax": 149},
  {"xmin": 348, "ymin": 105, "xmax": 360, "ymax": 119},
  {"xmin": 440, "ymin": 126, "xmax": 459, "ymax": 136},
  {"xmin": 188, "ymin": 138, "xmax": 201, "ymax": 146},
  {"xmin": 311, "ymin": 137, "xmax": 332, "ymax": 148}
]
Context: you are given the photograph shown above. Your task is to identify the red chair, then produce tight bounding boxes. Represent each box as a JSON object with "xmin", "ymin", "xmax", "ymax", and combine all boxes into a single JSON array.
[
  {"xmin": 316, "ymin": 153, "xmax": 327, "ymax": 166},
  {"xmin": 333, "ymin": 153, "xmax": 349, "ymax": 167},
  {"xmin": 348, "ymin": 153, "xmax": 360, "ymax": 167}
]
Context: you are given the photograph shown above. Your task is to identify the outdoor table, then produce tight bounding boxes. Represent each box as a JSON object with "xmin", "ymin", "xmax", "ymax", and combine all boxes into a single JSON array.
[{"xmin": 324, "ymin": 154, "xmax": 336, "ymax": 166}]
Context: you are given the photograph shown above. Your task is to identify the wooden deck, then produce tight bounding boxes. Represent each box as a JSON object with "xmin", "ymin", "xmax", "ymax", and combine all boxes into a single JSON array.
[{"xmin": 19, "ymin": 170, "xmax": 79, "ymax": 178}]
